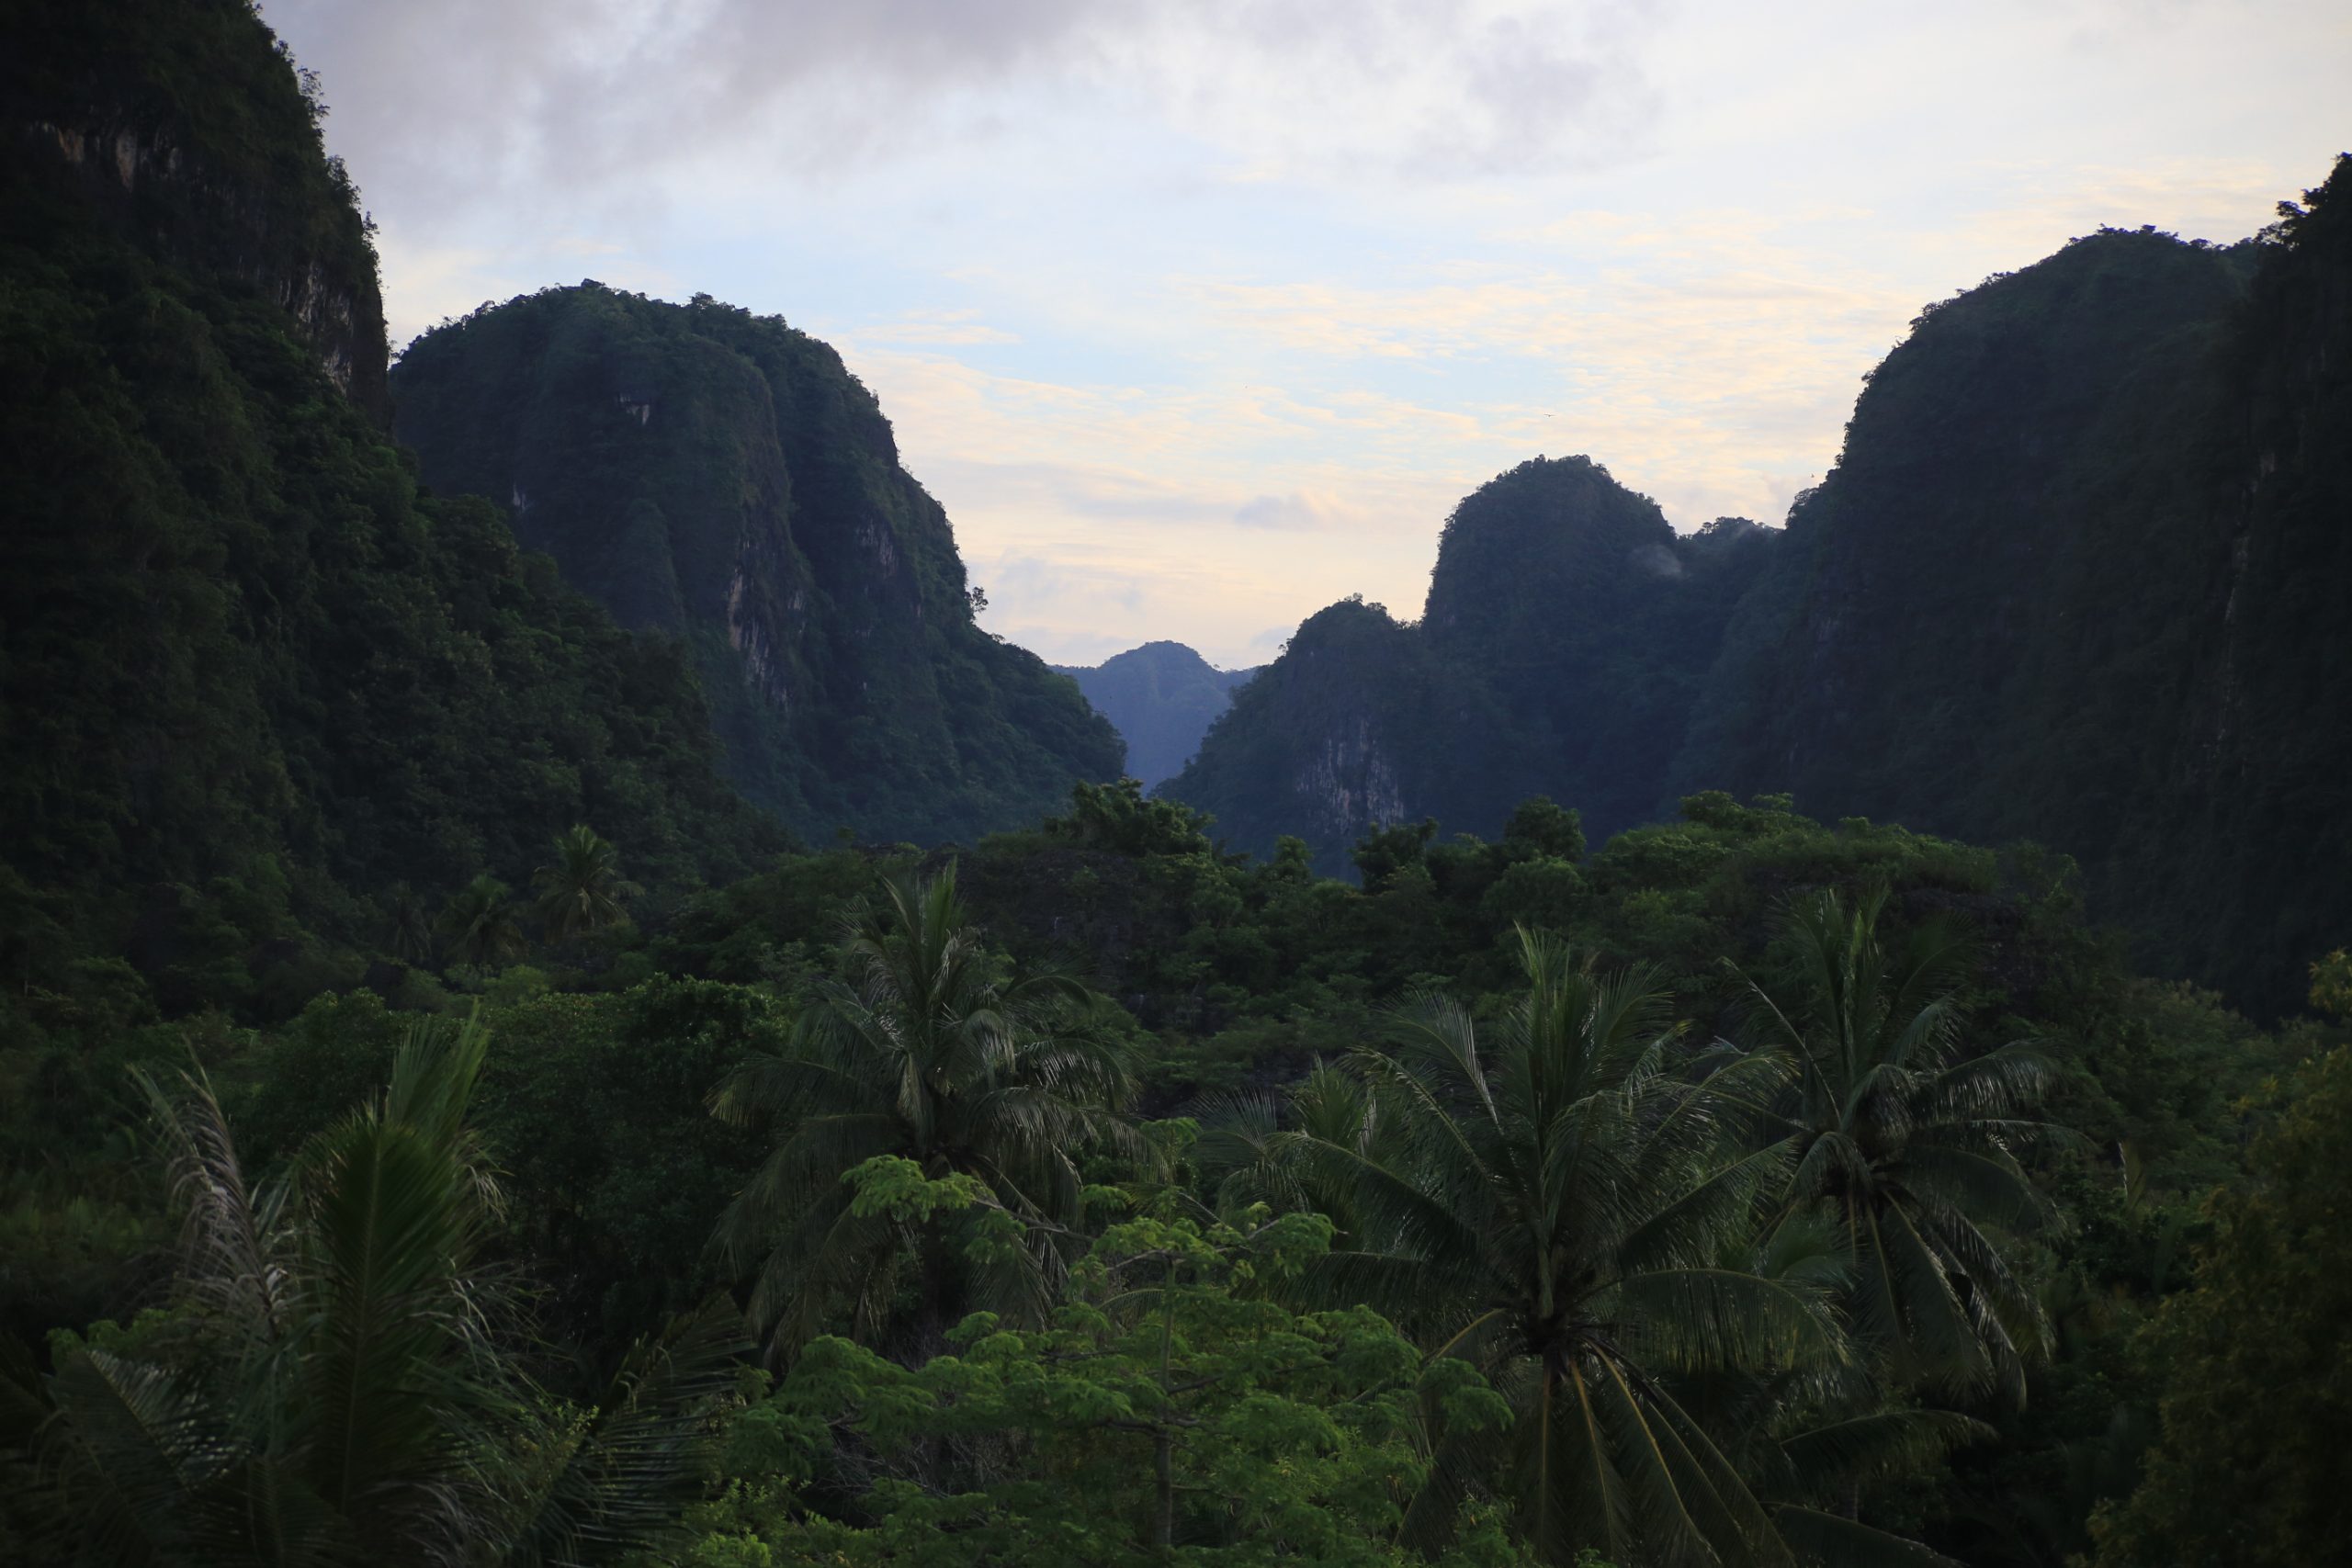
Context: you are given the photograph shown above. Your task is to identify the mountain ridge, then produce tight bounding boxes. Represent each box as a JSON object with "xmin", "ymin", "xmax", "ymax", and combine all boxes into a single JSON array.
[{"xmin": 1166, "ymin": 172, "xmax": 2352, "ymax": 1012}]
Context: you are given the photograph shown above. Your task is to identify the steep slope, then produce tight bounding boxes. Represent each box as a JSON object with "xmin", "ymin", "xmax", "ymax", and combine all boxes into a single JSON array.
[
  {"xmin": 390, "ymin": 288, "xmax": 1123, "ymax": 844},
  {"xmin": 1165, "ymin": 459, "xmax": 1776, "ymax": 868},
  {"xmin": 1675, "ymin": 175, "xmax": 2348, "ymax": 1010},
  {"xmin": 1672, "ymin": 228, "xmax": 2257, "ymax": 827},
  {"xmin": 1052, "ymin": 641, "xmax": 1258, "ymax": 787},
  {"xmin": 0, "ymin": 0, "xmax": 777, "ymax": 1015}
]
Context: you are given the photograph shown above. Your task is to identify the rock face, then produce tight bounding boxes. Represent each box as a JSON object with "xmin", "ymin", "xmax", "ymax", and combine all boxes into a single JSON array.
[
  {"xmin": 1051, "ymin": 642, "xmax": 1259, "ymax": 787},
  {"xmin": 1164, "ymin": 600, "xmax": 1432, "ymax": 867},
  {"xmin": 391, "ymin": 288, "xmax": 1123, "ymax": 844},
  {"xmin": 1165, "ymin": 462, "xmax": 1773, "ymax": 873}
]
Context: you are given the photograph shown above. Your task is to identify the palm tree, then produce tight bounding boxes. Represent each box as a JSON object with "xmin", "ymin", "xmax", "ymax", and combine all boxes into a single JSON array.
[
  {"xmin": 533, "ymin": 824, "xmax": 640, "ymax": 942},
  {"xmin": 1739, "ymin": 888, "xmax": 2053, "ymax": 1402},
  {"xmin": 385, "ymin": 881, "xmax": 435, "ymax": 964},
  {"xmin": 712, "ymin": 865, "xmax": 1139, "ymax": 1359},
  {"xmin": 1227, "ymin": 931, "xmax": 1841, "ymax": 1566},
  {"xmin": 437, "ymin": 874, "xmax": 526, "ymax": 970},
  {"xmin": 0, "ymin": 1015, "xmax": 741, "ymax": 1566},
  {"xmin": 1666, "ymin": 1212, "xmax": 1992, "ymax": 1566}
]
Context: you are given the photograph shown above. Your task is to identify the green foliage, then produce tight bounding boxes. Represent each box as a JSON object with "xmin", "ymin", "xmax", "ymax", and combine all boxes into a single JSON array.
[
  {"xmin": 1048, "ymin": 776, "xmax": 1217, "ymax": 859},
  {"xmin": 473, "ymin": 978, "xmax": 786, "ymax": 1370},
  {"xmin": 0, "ymin": 774, "xmax": 2306, "ymax": 1568},
  {"xmin": 1343, "ymin": 817, "xmax": 1433, "ymax": 893},
  {"xmin": 710, "ymin": 867, "xmax": 1140, "ymax": 1355},
  {"xmin": 662, "ymin": 1173, "xmax": 1532, "ymax": 1566},
  {"xmin": 2090, "ymin": 1046, "xmax": 2352, "ymax": 1568},
  {"xmin": 1741, "ymin": 889, "xmax": 2055, "ymax": 1402},
  {"xmin": 1211, "ymin": 932, "xmax": 1839, "ymax": 1565},
  {"xmin": 2308, "ymin": 949, "xmax": 2352, "ymax": 1019},
  {"xmin": 0, "ymin": 1013, "xmax": 745, "ymax": 1565},
  {"xmin": 535, "ymin": 823, "xmax": 642, "ymax": 942},
  {"xmin": 440, "ymin": 874, "xmax": 528, "ymax": 970}
]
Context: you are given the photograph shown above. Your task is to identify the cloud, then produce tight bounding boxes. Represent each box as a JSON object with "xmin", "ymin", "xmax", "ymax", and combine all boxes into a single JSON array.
[
  {"xmin": 852, "ymin": 310, "xmax": 1022, "ymax": 346},
  {"xmin": 265, "ymin": 0, "xmax": 1666, "ymax": 231},
  {"xmin": 1232, "ymin": 491, "xmax": 1364, "ymax": 531},
  {"xmin": 258, "ymin": 0, "xmax": 2352, "ymax": 671}
]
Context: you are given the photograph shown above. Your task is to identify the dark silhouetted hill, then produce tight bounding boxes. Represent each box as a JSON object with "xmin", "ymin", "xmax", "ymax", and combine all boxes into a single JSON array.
[{"xmin": 1052, "ymin": 641, "xmax": 1257, "ymax": 787}]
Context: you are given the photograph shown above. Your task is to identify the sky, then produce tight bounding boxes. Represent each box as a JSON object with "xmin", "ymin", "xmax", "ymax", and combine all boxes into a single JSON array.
[{"xmin": 262, "ymin": 0, "xmax": 2350, "ymax": 669}]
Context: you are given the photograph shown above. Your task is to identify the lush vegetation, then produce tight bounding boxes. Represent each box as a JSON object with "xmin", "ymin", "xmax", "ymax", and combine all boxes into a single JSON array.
[
  {"xmin": 6, "ymin": 6, "xmax": 2347, "ymax": 1565},
  {"xmin": 1053, "ymin": 641, "xmax": 1260, "ymax": 789},
  {"xmin": 6, "ymin": 779, "xmax": 2343, "ymax": 1564},
  {"xmin": 1172, "ymin": 159, "xmax": 2352, "ymax": 1018},
  {"xmin": 390, "ymin": 283, "xmax": 1124, "ymax": 844}
]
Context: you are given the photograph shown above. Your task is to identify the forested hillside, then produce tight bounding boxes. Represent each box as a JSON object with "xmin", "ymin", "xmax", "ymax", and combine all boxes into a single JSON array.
[
  {"xmin": 1052, "ymin": 640, "xmax": 1258, "ymax": 786},
  {"xmin": 1173, "ymin": 169, "xmax": 2350, "ymax": 1014},
  {"xmin": 391, "ymin": 287, "xmax": 1123, "ymax": 843},
  {"xmin": 0, "ymin": 0, "xmax": 778, "ymax": 1022}
]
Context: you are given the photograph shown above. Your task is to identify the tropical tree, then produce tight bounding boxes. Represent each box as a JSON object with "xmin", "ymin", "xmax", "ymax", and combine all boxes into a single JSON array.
[
  {"xmin": 0, "ymin": 1015, "xmax": 741, "ymax": 1566},
  {"xmin": 1739, "ymin": 889, "xmax": 2053, "ymax": 1400},
  {"xmin": 533, "ymin": 823, "xmax": 641, "ymax": 942},
  {"xmin": 1224, "ymin": 931, "xmax": 1842, "ymax": 1566},
  {"xmin": 669, "ymin": 1156, "xmax": 1532, "ymax": 1565},
  {"xmin": 712, "ymin": 866, "xmax": 1140, "ymax": 1359},
  {"xmin": 385, "ymin": 881, "xmax": 435, "ymax": 964},
  {"xmin": 437, "ymin": 873, "xmax": 526, "ymax": 969},
  {"xmin": 1662, "ymin": 1211, "xmax": 1994, "ymax": 1565},
  {"xmin": 2089, "ymin": 1045, "xmax": 2352, "ymax": 1568}
]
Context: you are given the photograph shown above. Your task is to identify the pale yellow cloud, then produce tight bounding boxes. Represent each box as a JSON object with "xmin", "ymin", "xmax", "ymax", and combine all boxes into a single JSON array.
[{"xmin": 853, "ymin": 310, "xmax": 1023, "ymax": 346}]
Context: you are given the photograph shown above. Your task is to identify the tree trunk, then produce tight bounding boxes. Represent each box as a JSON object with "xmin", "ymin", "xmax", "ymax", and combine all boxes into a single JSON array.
[{"xmin": 1155, "ymin": 1427, "xmax": 1174, "ymax": 1556}]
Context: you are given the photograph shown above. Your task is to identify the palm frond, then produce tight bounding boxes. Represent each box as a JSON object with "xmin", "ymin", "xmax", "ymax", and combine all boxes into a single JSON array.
[
  {"xmin": 1612, "ymin": 1267, "xmax": 1846, "ymax": 1378},
  {"xmin": 1777, "ymin": 1409, "xmax": 1995, "ymax": 1498},
  {"xmin": 493, "ymin": 1297, "xmax": 750, "ymax": 1567},
  {"xmin": 1771, "ymin": 1505, "xmax": 1966, "ymax": 1568}
]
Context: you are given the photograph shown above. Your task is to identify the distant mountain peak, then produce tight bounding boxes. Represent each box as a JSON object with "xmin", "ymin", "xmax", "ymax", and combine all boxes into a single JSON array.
[{"xmin": 1054, "ymin": 642, "xmax": 1261, "ymax": 789}]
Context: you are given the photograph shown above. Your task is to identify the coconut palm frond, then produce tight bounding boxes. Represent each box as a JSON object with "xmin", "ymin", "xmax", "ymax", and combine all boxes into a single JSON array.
[
  {"xmin": 1741, "ymin": 889, "xmax": 2060, "ymax": 1400},
  {"xmin": 494, "ymin": 1297, "xmax": 750, "ymax": 1567}
]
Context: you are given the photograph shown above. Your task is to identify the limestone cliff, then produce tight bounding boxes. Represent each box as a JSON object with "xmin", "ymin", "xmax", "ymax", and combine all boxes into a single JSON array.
[
  {"xmin": 391, "ymin": 287, "xmax": 1123, "ymax": 843},
  {"xmin": 1165, "ymin": 462, "xmax": 1773, "ymax": 871}
]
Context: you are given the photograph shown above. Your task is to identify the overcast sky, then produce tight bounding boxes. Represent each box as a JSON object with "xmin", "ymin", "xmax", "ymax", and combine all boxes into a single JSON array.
[{"xmin": 263, "ymin": 0, "xmax": 2350, "ymax": 668}]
